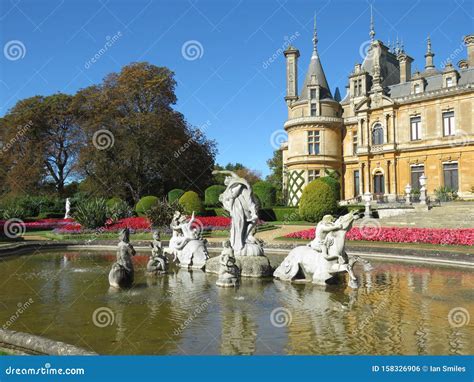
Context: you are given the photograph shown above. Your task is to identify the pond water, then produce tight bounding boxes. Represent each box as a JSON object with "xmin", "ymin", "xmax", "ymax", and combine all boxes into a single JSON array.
[{"xmin": 0, "ymin": 251, "xmax": 472, "ymax": 355}]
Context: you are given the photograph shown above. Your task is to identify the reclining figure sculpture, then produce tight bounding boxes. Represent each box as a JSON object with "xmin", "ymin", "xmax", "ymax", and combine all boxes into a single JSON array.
[{"xmin": 274, "ymin": 211, "xmax": 372, "ymax": 288}]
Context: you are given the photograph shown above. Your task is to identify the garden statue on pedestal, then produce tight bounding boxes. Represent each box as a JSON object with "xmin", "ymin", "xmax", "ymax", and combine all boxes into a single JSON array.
[
  {"xmin": 64, "ymin": 198, "xmax": 71, "ymax": 219},
  {"xmin": 109, "ymin": 228, "xmax": 136, "ymax": 288},
  {"xmin": 216, "ymin": 240, "xmax": 240, "ymax": 287},
  {"xmin": 274, "ymin": 211, "xmax": 372, "ymax": 288},
  {"xmin": 206, "ymin": 171, "xmax": 272, "ymax": 278},
  {"xmin": 146, "ymin": 230, "xmax": 168, "ymax": 275},
  {"xmin": 165, "ymin": 211, "xmax": 208, "ymax": 270}
]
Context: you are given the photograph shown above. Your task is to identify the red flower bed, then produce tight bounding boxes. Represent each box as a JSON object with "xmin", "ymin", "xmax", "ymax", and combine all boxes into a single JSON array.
[{"xmin": 284, "ymin": 227, "xmax": 474, "ymax": 246}]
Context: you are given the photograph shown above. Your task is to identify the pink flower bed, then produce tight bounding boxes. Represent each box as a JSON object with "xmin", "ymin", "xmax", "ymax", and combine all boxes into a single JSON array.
[
  {"xmin": 284, "ymin": 227, "xmax": 474, "ymax": 246},
  {"xmin": 54, "ymin": 216, "xmax": 232, "ymax": 234}
]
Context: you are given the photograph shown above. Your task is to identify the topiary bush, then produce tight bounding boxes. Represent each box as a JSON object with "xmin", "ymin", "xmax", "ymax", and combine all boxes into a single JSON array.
[
  {"xmin": 319, "ymin": 176, "xmax": 341, "ymax": 201},
  {"xmin": 299, "ymin": 179, "xmax": 338, "ymax": 223},
  {"xmin": 168, "ymin": 189, "xmax": 185, "ymax": 204},
  {"xmin": 135, "ymin": 196, "xmax": 159, "ymax": 216},
  {"xmin": 106, "ymin": 197, "xmax": 124, "ymax": 209},
  {"xmin": 178, "ymin": 191, "xmax": 203, "ymax": 215},
  {"xmin": 253, "ymin": 181, "xmax": 276, "ymax": 208},
  {"xmin": 73, "ymin": 198, "xmax": 108, "ymax": 229},
  {"xmin": 204, "ymin": 185, "xmax": 226, "ymax": 206}
]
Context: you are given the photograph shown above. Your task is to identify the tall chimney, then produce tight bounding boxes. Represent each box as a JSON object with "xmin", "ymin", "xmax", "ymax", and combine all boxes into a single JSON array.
[
  {"xmin": 464, "ymin": 34, "xmax": 474, "ymax": 68},
  {"xmin": 284, "ymin": 46, "xmax": 300, "ymax": 105},
  {"xmin": 397, "ymin": 51, "xmax": 413, "ymax": 83}
]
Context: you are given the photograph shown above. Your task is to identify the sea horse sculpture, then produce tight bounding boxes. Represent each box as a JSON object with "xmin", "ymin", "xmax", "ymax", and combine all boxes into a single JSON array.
[
  {"xmin": 273, "ymin": 211, "xmax": 372, "ymax": 288},
  {"xmin": 109, "ymin": 228, "xmax": 136, "ymax": 288}
]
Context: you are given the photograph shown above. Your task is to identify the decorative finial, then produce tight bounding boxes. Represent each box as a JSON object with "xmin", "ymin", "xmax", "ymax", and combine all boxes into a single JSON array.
[
  {"xmin": 312, "ymin": 11, "xmax": 318, "ymax": 57},
  {"xmin": 369, "ymin": 4, "xmax": 375, "ymax": 42},
  {"xmin": 395, "ymin": 35, "xmax": 399, "ymax": 54},
  {"xmin": 426, "ymin": 36, "xmax": 432, "ymax": 54}
]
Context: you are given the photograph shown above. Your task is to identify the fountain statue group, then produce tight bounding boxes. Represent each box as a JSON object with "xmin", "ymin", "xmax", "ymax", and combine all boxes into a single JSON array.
[{"xmin": 108, "ymin": 170, "xmax": 371, "ymax": 289}]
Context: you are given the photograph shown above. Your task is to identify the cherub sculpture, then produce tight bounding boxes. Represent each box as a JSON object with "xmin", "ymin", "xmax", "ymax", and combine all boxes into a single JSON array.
[
  {"xmin": 109, "ymin": 228, "xmax": 136, "ymax": 288},
  {"xmin": 146, "ymin": 230, "xmax": 168, "ymax": 275}
]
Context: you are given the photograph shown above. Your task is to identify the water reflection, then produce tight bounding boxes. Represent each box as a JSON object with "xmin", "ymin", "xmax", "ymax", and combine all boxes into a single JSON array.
[{"xmin": 0, "ymin": 253, "xmax": 472, "ymax": 355}]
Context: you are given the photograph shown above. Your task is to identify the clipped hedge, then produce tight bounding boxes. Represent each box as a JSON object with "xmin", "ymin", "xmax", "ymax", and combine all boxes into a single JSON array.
[
  {"xmin": 204, "ymin": 185, "xmax": 226, "ymax": 206},
  {"xmin": 259, "ymin": 207, "xmax": 301, "ymax": 222},
  {"xmin": 299, "ymin": 179, "xmax": 338, "ymax": 223},
  {"xmin": 135, "ymin": 196, "xmax": 159, "ymax": 216},
  {"xmin": 319, "ymin": 176, "xmax": 341, "ymax": 201},
  {"xmin": 252, "ymin": 181, "xmax": 276, "ymax": 208},
  {"xmin": 168, "ymin": 189, "xmax": 185, "ymax": 204},
  {"xmin": 179, "ymin": 191, "xmax": 203, "ymax": 215},
  {"xmin": 106, "ymin": 197, "xmax": 124, "ymax": 209}
]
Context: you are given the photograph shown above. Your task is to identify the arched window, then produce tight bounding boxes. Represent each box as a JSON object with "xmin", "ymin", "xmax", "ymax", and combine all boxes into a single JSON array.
[{"xmin": 372, "ymin": 123, "xmax": 384, "ymax": 145}]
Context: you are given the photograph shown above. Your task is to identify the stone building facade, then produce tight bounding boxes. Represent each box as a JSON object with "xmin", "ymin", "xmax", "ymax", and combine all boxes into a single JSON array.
[{"xmin": 281, "ymin": 16, "xmax": 474, "ymax": 206}]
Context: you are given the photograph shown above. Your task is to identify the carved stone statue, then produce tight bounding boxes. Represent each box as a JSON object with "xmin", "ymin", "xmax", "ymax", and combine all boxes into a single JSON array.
[
  {"xmin": 64, "ymin": 198, "xmax": 71, "ymax": 219},
  {"xmin": 216, "ymin": 240, "xmax": 240, "ymax": 287},
  {"xmin": 165, "ymin": 211, "xmax": 208, "ymax": 270},
  {"xmin": 274, "ymin": 211, "xmax": 372, "ymax": 288},
  {"xmin": 109, "ymin": 228, "xmax": 136, "ymax": 288},
  {"xmin": 206, "ymin": 171, "xmax": 272, "ymax": 278},
  {"xmin": 213, "ymin": 170, "xmax": 262, "ymax": 257},
  {"xmin": 146, "ymin": 230, "xmax": 168, "ymax": 275}
]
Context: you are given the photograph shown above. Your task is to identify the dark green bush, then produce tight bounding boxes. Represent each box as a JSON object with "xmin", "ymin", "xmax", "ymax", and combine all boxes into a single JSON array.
[
  {"xmin": 299, "ymin": 179, "xmax": 338, "ymax": 223},
  {"xmin": 258, "ymin": 207, "xmax": 300, "ymax": 222},
  {"xmin": 319, "ymin": 176, "xmax": 341, "ymax": 201},
  {"xmin": 135, "ymin": 196, "xmax": 159, "ymax": 216},
  {"xmin": 168, "ymin": 189, "xmax": 185, "ymax": 204},
  {"xmin": 107, "ymin": 199, "xmax": 133, "ymax": 222},
  {"xmin": 252, "ymin": 181, "xmax": 276, "ymax": 208},
  {"xmin": 178, "ymin": 191, "xmax": 203, "ymax": 215},
  {"xmin": 106, "ymin": 197, "xmax": 124, "ymax": 209},
  {"xmin": 145, "ymin": 199, "xmax": 184, "ymax": 228},
  {"xmin": 73, "ymin": 198, "xmax": 108, "ymax": 229},
  {"xmin": 1, "ymin": 206, "xmax": 28, "ymax": 220},
  {"xmin": 435, "ymin": 186, "xmax": 458, "ymax": 202},
  {"xmin": 204, "ymin": 185, "xmax": 226, "ymax": 206}
]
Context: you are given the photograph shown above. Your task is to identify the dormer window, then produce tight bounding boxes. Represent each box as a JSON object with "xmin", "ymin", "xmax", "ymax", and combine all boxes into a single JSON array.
[
  {"xmin": 310, "ymin": 89, "xmax": 316, "ymax": 99},
  {"xmin": 446, "ymin": 77, "xmax": 453, "ymax": 87},
  {"xmin": 414, "ymin": 84, "xmax": 421, "ymax": 94}
]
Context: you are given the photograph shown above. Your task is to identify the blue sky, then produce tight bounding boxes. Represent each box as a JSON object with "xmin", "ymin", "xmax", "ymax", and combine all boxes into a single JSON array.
[{"xmin": 1, "ymin": 0, "xmax": 472, "ymax": 177}]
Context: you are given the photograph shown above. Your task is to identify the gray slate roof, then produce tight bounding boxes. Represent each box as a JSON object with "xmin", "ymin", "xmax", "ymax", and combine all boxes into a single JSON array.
[{"xmin": 299, "ymin": 52, "xmax": 333, "ymax": 100}]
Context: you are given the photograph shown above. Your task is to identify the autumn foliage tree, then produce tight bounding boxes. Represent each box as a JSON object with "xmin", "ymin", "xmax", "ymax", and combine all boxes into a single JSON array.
[{"xmin": 74, "ymin": 62, "xmax": 216, "ymax": 203}]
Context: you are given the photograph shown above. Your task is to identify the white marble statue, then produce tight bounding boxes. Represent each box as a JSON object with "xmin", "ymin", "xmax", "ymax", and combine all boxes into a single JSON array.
[
  {"xmin": 212, "ymin": 170, "xmax": 263, "ymax": 257},
  {"xmin": 64, "ymin": 198, "xmax": 71, "ymax": 219},
  {"xmin": 165, "ymin": 211, "xmax": 208, "ymax": 270},
  {"xmin": 274, "ymin": 211, "xmax": 372, "ymax": 288},
  {"xmin": 109, "ymin": 228, "xmax": 136, "ymax": 288}
]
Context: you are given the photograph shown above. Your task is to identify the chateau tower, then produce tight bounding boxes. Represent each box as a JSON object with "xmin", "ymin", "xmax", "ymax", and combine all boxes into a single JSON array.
[{"xmin": 282, "ymin": 14, "xmax": 343, "ymax": 206}]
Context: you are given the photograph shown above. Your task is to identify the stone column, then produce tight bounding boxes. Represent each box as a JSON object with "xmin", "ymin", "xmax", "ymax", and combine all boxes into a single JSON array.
[
  {"xmin": 384, "ymin": 162, "xmax": 390, "ymax": 196},
  {"xmin": 358, "ymin": 118, "xmax": 364, "ymax": 147},
  {"xmin": 359, "ymin": 163, "xmax": 364, "ymax": 196}
]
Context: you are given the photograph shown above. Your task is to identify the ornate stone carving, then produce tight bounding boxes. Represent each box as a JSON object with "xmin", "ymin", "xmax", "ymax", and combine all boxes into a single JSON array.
[
  {"xmin": 273, "ymin": 212, "xmax": 372, "ymax": 288},
  {"xmin": 165, "ymin": 211, "xmax": 209, "ymax": 270},
  {"xmin": 216, "ymin": 240, "xmax": 240, "ymax": 288},
  {"xmin": 146, "ymin": 230, "xmax": 168, "ymax": 275}
]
